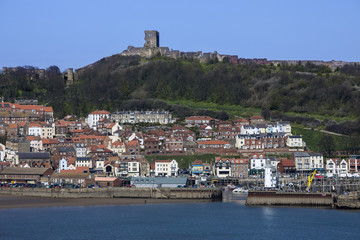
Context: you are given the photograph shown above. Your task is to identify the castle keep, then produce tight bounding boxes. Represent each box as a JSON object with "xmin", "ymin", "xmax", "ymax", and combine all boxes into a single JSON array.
[
  {"xmin": 120, "ymin": 30, "xmax": 240, "ymax": 64},
  {"xmin": 144, "ymin": 30, "xmax": 159, "ymax": 48}
]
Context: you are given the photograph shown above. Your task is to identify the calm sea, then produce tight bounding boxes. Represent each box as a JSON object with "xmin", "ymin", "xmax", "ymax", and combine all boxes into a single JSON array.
[{"xmin": 0, "ymin": 196, "xmax": 359, "ymax": 240}]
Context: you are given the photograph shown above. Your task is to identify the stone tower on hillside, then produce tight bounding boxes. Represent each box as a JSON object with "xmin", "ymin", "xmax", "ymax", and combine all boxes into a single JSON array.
[{"xmin": 144, "ymin": 30, "xmax": 159, "ymax": 48}]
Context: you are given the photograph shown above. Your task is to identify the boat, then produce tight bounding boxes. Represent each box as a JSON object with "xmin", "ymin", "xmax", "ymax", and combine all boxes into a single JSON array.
[{"xmin": 232, "ymin": 188, "xmax": 248, "ymax": 194}]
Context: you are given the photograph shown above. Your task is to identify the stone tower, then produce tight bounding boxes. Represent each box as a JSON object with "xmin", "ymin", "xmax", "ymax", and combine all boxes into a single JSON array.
[
  {"xmin": 63, "ymin": 68, "xmax": 74, "ymax": 86},
  {"xmin": 144, "ymin": 30, "xmax": 159, "ymax": 48},
  {"xmin": 68, "ymin": 68, "xmax": 74, "ymax": 81}
]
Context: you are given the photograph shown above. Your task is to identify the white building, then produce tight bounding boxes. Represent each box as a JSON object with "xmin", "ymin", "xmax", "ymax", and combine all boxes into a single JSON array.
[
  {"xmin": 214, "ymin": 158, "xmax": 231, "ymax": 178},
  {"xmin": 326, "ymin": 158, "xmax": 348, "ymax": 177},
  {"xmin": 111, "ymin": 110, "xmax": 174, "ymax": 124},
  {"xmin": 264, "ymin": 159, "xmax": 277, "ymax": 188},
  {"xmin": 75, "ymin": 143, "xmax": 88, "ymax": 157},
  {"xmin": 85, "ymin": 110, "xmax": 111, "ymax": 130},
  {"xmin": 27, "ymin": 136, "xmax": 43, "ymax": 152},
  {"xmin": 287, "ymin": 136, "xmax": 305, "ymax": 148},
  {"xmin": 41, "ymin": 123, "xmax": 55, "ymax": 139},
  {"xmin": 250, "ymin": 153, "xmax": 267, "ymax": 170},
  {"xmin": 241, "ymin": 125, "xmax": 262, "ymax": 135},
  {"xmin": 59, "ymin": 158, "xmax": 68, "ymax": 171},
  {"xmin": 108, "ymin": 141, "xmax": 126, "ymax": 155},
  {"xmin": 28, "ymin": 123, "xmax": 42, "ymax": 136},
  {"xmin": 294, "ymin": 152, "xmax": 324, "ymax": 172},
  {"xmin": 128, "ymin": 161, "xmax": 140, "ymax": 177},
  {"xmin": 75, "ymin": 157, "xmax": 93, "ymax": 168},
  {"xmin": 154, "ymin": 159, "xmax": 179, "ymax": 176},
  {"xmin": 0, "ymin": 143, "xmax": 5, "ymax": 161}
]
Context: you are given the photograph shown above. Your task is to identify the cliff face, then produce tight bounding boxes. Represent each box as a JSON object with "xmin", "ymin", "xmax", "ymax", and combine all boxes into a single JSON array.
[{"xmin": 335, "ymin": 192, "xmax": 360, "ymax": 209}]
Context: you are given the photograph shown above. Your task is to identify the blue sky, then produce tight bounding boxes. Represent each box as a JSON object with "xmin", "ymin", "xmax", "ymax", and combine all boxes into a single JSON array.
[{"xmin": 0, "ymin": 0, "xmax": 359, "ymax": 71}]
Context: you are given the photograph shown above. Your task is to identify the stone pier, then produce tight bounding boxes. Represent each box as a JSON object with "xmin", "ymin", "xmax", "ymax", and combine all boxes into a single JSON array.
[{"xmin": 0, "ymin": 187, "xmax": 222, "ymax": 200}]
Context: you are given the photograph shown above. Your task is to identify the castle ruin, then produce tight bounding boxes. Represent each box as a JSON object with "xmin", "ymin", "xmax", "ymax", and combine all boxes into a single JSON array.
[
  {"xmin": 120, "ymin": 30, "xmax": 359, "ymax": 70},
  {"xmin": 63, "ymin": 68, "xmax": 76, "ymax": 86},
  {"xmin": 120, "ymin": 30, "xmax": 238, "ymax": 63}
]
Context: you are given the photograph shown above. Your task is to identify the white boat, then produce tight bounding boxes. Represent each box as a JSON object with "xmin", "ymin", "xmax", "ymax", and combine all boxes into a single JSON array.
[{"xmin": 232, "ymin": 188, "xmax": 248, "ymax": 194}]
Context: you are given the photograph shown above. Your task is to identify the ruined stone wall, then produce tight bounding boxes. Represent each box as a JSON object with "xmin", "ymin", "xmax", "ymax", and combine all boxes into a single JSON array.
[{"xmin": 270, "ymin": 60, "xmax": 359, "ymax": 70}]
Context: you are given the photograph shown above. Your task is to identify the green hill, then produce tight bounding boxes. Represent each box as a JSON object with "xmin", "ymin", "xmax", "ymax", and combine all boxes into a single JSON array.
[{"xmin": 1, "ymin": 55, "xmax": 360, "ymax": 124}]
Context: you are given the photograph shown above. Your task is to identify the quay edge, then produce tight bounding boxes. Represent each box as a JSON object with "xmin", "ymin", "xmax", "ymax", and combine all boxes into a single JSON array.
[
  {"xmin": 0, "ymin": 187, "xmax": 223, "ymax": 200},
  {"xmin": 245, "ymin": 191, "xmax": 335, "ymax": 208}
]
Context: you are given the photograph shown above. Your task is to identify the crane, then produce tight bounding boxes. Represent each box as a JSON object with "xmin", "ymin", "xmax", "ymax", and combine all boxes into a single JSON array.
[{"xmin": 306, "ymin": 169, "xmax": 317, "ymax": 192}]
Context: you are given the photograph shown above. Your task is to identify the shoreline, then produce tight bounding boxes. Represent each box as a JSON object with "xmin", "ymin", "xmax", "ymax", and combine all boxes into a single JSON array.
[{"xmin": 0, "ymin": 194, "xmax": 216, "ymax": 209}]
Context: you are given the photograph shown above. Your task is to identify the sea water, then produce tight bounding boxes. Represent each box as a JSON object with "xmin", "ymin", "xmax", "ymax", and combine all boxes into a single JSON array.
[{"xmin": 0, "ymin": 199, "xmax": 359, "ymax": 240}]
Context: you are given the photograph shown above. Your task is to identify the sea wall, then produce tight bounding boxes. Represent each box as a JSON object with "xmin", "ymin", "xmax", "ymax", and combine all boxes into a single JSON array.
[
  {"xmin": 246, "ymin": 191, "xmax": 334, "ymax": 207},
  {"xmin": 335, "ymin": 192, "xmax": 360, "ymax": 209},
  {"xmin": 0, "ymin": 187, "xmax": 222, "ymax": 200}
]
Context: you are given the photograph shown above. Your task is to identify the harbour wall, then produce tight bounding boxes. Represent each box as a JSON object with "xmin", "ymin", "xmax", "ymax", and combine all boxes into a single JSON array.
[
  {"xmin": 0, "ymin": 187, "xmax": 222, "ymax": 200},
  {"xmin": 335, "ymin": 192, "xmax": 360, "ymax": 209},
  {"xmin": 246, "ymin": 191, "xmax": 334, "ymax": 207}
]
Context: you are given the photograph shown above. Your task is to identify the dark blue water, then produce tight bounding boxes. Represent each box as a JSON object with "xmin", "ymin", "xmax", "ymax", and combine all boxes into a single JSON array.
[{"xmin": 0, "ymin": 202, "xmax": 359, "ymax": 240}]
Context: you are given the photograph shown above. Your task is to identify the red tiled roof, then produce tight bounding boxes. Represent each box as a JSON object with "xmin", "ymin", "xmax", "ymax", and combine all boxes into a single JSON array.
[
  {"xmin": 8, "ymin": 123, "xmax": 18, "ymax": 129},
  {"xmin": 95, "ymin": 177, "xmax": 119, "ymax": 182},
  {"xmin": 89, "ymin": 110, "xmax": 111, "ymax": 115},
  {"xmin": 61, "ymin": 166, "xmax": 89, "ymax": 173},
  {"xmin": 199, "ymin": 140, "xmax": 229, "ymax": 145},
  {"xmin": 280, "ymin": 159, "xmax": 295, "ymax": 167},
  {"xmin": 127, "ymin": 140, "xmax": 139, "ymax": 146},
  {"xmin": 155, "ymin": 159, "xmax": 172, "ymax": 163},
  {"xmin": 29, "ymin": 123, "xmax": 41, "ymax": 127},
  {"xmin": 42, "ymin": 138, "xmax": 59, "ymax": 144},
  {"xmin": 192, "ymin": 159, "xmax": 203, "ymax": 165}
]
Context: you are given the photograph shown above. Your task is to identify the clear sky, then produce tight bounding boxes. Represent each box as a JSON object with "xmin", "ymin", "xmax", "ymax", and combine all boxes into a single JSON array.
[{"xmin": 1, "ymin": 0, "xmax": 359, "ymax": 71}]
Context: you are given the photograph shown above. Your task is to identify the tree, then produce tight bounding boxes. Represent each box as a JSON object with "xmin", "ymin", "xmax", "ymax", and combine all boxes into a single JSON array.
[
  {"xmin": 318, "ymin": 135, "xmax": 336, "ymax": 156},
  {"xmin": 261, "ymin": 108, "xmax": 271, "ymax": 120}
]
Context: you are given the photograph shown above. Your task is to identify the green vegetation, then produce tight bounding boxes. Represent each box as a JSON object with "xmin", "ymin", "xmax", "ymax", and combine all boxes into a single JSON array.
[
  {"xmin": 165, "ymin": 99, "xmax": 261, "ymax": 119},
  {"xmin": 145, "ymin": 154, "xmax": 219, "ymax": 169},
  {"xmin": 292, "ymin": 126, "xmax": 352, "ymax": 153},
  {"xmin": 1, "ymin": 56, "xmax": 359, "ymax": 121}
]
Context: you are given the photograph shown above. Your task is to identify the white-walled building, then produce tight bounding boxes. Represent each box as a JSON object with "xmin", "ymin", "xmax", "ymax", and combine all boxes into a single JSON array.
[
  {"xmin": 294, "ymin": 152, "xmax": 324, "ymax": 172},
  {"xmin": 75, "ymin": 143, "xmax": 88, "ymax": 158},
  {"xmin": 28, "ymin": 123, "xmax": 42, "ymax": 137},
  {"xmin": 287, "ymin": 136, "xmax": 305, "ymax": 148},
  {"xmin": 250, "ymin": 153, "xmax": 267, "ymax": 170},
  {"xmin": 264, "ymin": 159, "xmax": 277, "ymax": 188},
  {"xmin": 108, "ymin": 141, "xmax": 126, "ymax": 155},
  {"xmin": 86, "ymin": 110, "xmax": 111, "ymax": 130},
  {"xmin": 41, "ymin": 123, "xmax": 55, "ymax": 139},
  {"xmin": 154, "ymin": 159, "xmax": 179, "ymax": 176},
  {"xmin": 214, "ymin": 158, "xmax": 231, "ymax": 178},
  {"xmin": 112, "ymin": 110, "xmax": 174, "ymax": 124},
  {"xmin": 59, "ymin": 158, "xmax": 68, "ymax": 171},
  {"xmin": 326, "ymin": 158, "xmax": 348, "ymax": 177},
  {"xmin": 0, "ymin": 144, "xmax": 5, "ymax": 161},
  {"xmin": 75, "ymin": 157, "xmax": 93, "ymax": 168},
  {"xmin": 128, "ymin": 161, "xmax": 140, "ymax": 177},
  {"xmin": 28, "ymin": 122, "xmax": 55, "ymax": 139}
]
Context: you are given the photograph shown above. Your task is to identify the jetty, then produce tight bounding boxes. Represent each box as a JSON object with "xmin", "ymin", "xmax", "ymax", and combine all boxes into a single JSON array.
[{"xmin": 245, "ymin": 191, "xmax": 334, "ymax": 207}]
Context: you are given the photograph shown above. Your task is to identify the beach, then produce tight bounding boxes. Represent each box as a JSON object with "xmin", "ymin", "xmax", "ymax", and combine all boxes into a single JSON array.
[{"xmin": 0, "ymin": 193, "xmax": 213, "ymax": 209}]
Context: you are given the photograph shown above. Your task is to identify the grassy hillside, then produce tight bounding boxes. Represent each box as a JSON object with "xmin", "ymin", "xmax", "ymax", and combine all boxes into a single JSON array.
[{"xmin": 1, "ymin": 55, "xmax": 359, "ymax": 121}]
